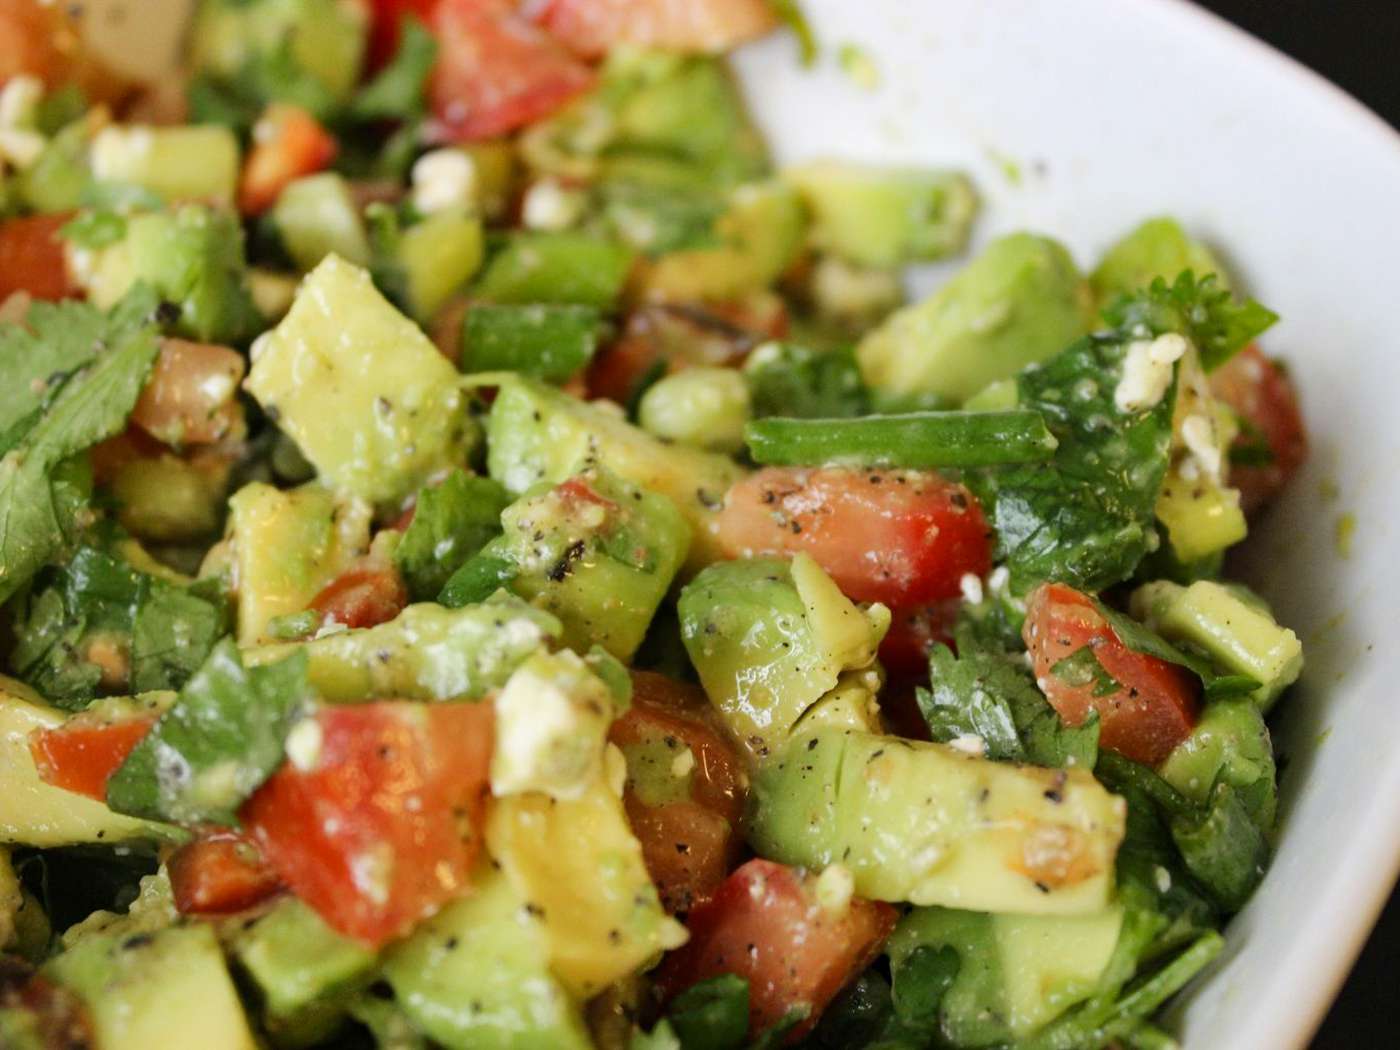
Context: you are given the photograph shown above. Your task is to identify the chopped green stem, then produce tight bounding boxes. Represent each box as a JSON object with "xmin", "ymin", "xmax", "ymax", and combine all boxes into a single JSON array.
[
  {"xmin": 744, "ymin": 410, "xmax": 1057, "ymax": 469},
  {"xmin": 438, "ymin": 552, "xmax": 516, "ymax": 609}
]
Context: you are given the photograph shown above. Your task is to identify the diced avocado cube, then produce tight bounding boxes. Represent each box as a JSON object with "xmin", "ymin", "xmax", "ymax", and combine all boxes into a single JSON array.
[
  {"xmin": 747, "ymin": 728, "xmax": 1126, "ymax": 914},
  {"xmin": 90, "ymin": 124, "xmax": 240, "ymax": 206},
  {"xmin": 272, "ymin": 172, "xmax": 371, "ymax": 272},
  {"xmin": 678, "ymin": 555, "xmax": 888, "ymax": 760},
  {"xmin": 90, "ymin": 206, "xmax": 262, "ymax": 344},
  {"xmin": 108, "ymin": 453, "xmax": 228, "ymax": 543},
  {"xmin": 474, "ymin": 232, "xmax": 634, "ymax": 309},
  {"xmin": 246, "ymin": 255, "xmax": 478, "ymax": 506},
  {"xmin": 785, "ymin": 161, "xmax": 978, "ymax": 268},
  {"xmin": 248, "ymin": 599, "xmax": 559, "ymax": 702},
  {"xmin": 1132, "ymin": 579, "xmax": 1302, "ymax": 710},
  {"xmin": 856, "ymin": 233, "xmax": 1094, "ymax": 404},
  {"xmin": 231, "ymin": 897, "xmax": 378, "ymax": 1019},
  {"xmin": 0, "ymin": 681, "xmax": 178, "ymax": 847},
  {"xmin": 485, "ymin": 377, "xmax": 744, "ymax": 571},
  {"xmin": 638, "ymin": 366, "xmax": 751, "ymax": 454},
  {"xmin": 992, "ymin": 907, "xmax": 1123, "ymax": 1036},
  {"xmin": 962, "ymin": 377, "xmax": 1019, "ymax": 412},
  {"xmin": 18, "ymin": 119, "xmax": 88, "ymax": 213},
  {"xmin": 482, "ymin": 469, "xmax": 689, "ymax": 661},
  {"xmin": 383, "ymin": 869, "xmax": 592, "ymax": 1050},
  {"xmin": 191, "ymin": 0, "xmax": 369, "ymax": 104},
  {"xmin": 486, "ymin": 771, "xmax": 688, "ymax": 1000},
  {"xmin": 1155, "ymin": 466, "xmax": 1247, "ymax": 563},
  {"xmin": 490, "ymin": 649, "xmax": 618, "ymax": 799},
  {"xmin": 789, "ymin": 669, "xmax": 884, "ymax": 737},
  {"xmin": 397, "ymin": 207, "xmax": 485, "ymax": 321},
  {"xmin": 640, "ymin": 180, "xmax": 806, "ymax": 302},
  {"xmin": 1090, "ymin": 216, "xmax": 1230, "ymax": 307},
  {"xmin": 1159, "ymin": 699, "xmax": 1277, "ymax": 829},
  {"xmin": 45, "ymin": 924, "xmax": 257, "ymax": 1050},
  {"xmin": 227, "ymin": 482, "xmax": 369, "ymax": 645},
  {"xmin": 462, "ymin": 303, "xmax": 602, "ymax": 382}
]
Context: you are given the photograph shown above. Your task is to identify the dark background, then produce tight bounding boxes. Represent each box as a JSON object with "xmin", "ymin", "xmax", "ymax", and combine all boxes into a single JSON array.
[{"xmin": 1189, "ymin": 4, "xmax": 1400, "ymax": 1046}]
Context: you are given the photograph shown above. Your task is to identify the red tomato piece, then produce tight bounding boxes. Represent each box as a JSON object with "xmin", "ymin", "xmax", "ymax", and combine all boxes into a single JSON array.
[
  {"xmin": 29, "ymin": 715, "xmax": 157, "ymax": 802},
  {"xmin": 609, "ymin": 672, "xmax": 746, "ymax": 912},
  {"xmin": 536, "ymin": 0, "xmax": 778, "ymax": 58},
  {"xmin": 657, "ymin": 859, "xmax": 898, "ymax": 1041},
  {"xmin": 716, "ymin": 467, "xmax": 992, "ymax": 608},
  {"xmin": 0, "ymin": 214, "xmax": 80, "ymax": 303},
  {"xmin": 309, "ymin": 568, "xmax": 409, "ymax": 630},
  {"xmin": 368, "ymin": 0, "xmax": 441, "ymax": 67},
  {"xmin": 240, "ymin": 701, "xmax": 494, "ymax": 946},
  {"xmin": 427, "ymin": 0, "xmax": 595, "ymax": 143},
  {"xmin": 168, "ymin": 831, "xmax": 282, "ymax": 916},
  {"xmin": 1209, "ymin": 344, "xmax": 1308, "ymax": 514},
  {"xmin": 1022, "ymin": 583, "xmax": 1199, "ymax": 766},
  {"xmin": 130, "ymin": 339, "xmax": 246, "ymax": 447},
  {"xmin": 238, "ymin": 104, "xmax": 339, "ymax": 216}
]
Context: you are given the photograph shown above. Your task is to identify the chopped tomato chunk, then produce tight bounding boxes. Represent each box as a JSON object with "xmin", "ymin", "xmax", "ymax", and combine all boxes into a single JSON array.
[
  {"xmin": 30, "ymin": 715, "xmax": 157, "ymax": 802},
  {"xmin": 427, "ymin": 0, "xmax": 595, "ymax": 142},
  {"xmin": 368, "ymin": 0, "xmax": 441, "ymax": 67},
  {"xmin": 131, "ymin": 339, "xmax": 246, "ymax": 447},
  {"xmin": 717, "ymin": 467, "xmax": 992, "ymax": 608},
  {"xmin": 537, "ymin": 0, "xmax": 778, "ymax": 58},
  {"xmin": 309, "ymin": 568, "xmax": 409, "ymax": 630},
  {"xmin": 1210, "ymin": 344, "xmax": 1308, "ymax": 514},
  {"xmin": 609, "ymin": 672, "xmax": 746, "ymax": 911},
  {"xmin": 0, "ymin": 214, "xmax": 80, "ymax": 303},
  {"xmin": 240, "ymin": 701, "xmax": 494, "ymax": 946},
  {"xmin": 238, "ymin": 104, "xmax": 338, "ymax": 216},
  {"xmin": 1022, "ymin": 583, "xmax": 1199, "ymax": 766},
  {"xmin": 168, "ymin": 831, "xmax": 282, "ymax": 916},
  {"xmin": 657, "ymin": 859, "xmax": 898, "ymax": 1041}
]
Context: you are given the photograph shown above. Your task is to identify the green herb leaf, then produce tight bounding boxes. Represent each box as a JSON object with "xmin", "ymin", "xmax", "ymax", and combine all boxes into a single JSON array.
[
  {"xmin": 394, "ymin": 470, "xmax": 510, "ymax": 601},
  {"xmin": 1091, "ymin": 598, "xmax": 1260, "ymax": 701},
  {"xmin": 106, "ymin": 640, "xmax": 314, "ymax": 826},
  {"xmin": 744, "ymin": 343, "xmax": 869, "ymax": 420},
  {"xmin": 666, "ymin": 973, "xmax": 749, "ymax": 1050},
  {"xmin": 348, "ymin": 17, "xmax": 438, "ymax": 122},
  {"xmin": 59, "ymin": 209, "xmax": 128, "ymax": 250},
  {"xmin": 1101, "ymin": 270, "xmax": 1277, "ymax": 372},
  {"xmin": 890, "ymin": 944, "xmax": 959, "ymax": 1028}
]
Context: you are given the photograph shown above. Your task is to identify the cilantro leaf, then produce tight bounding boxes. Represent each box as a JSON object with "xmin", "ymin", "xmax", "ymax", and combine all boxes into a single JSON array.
[
  {"xmin": 666, "ymin": 974, "xmax": 749, "ymax": 1049},
  {"xmin": 106, "ymin": 639, "xmax": 314, "ymax": 826},
  {"xmin": 1091, "ymin": 598, "xmax": 1259, "ymax": 702},
  {"xmin": 393, "ymin": 470, "xmax": 510, "ymax": 601},
  {"xmin": 0, "ymin": 288, "xmax": 162, "ymax": 605},
  {"xmin": 744, "ymin": 343, "xmax": 870, "ymax": 420},
  {"xmin": 348, "ymin": 16, "xmax": 438, "ymax": 122},
  {"xmin": 918, "ymin": 642, "xmax": 1098, "ymax": 769},
  {"xmin": 1101, "ymin": 270, "xmax": 1277, "ymax": 371}
]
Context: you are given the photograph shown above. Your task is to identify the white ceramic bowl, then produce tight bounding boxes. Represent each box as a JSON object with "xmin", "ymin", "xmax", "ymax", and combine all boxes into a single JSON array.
[{"xmin": 735, "ymin": 2, "xmax": 1400, "ymax": 1046}]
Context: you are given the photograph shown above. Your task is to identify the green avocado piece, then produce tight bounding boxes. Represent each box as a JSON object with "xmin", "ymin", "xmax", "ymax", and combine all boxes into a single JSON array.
[
  {"xmin": 677, "ymin": 556, "xmax": 887, "ymax": 760},
  {"xmin": 245, "ymin": 254, "xmax": 478, "ymax": 506},
  {"xmin": 45, "ymin": 923, "xmax": 257, "ymax": 1050},
  {"xmin": 856, "ymin": 232, "xmax": 1092, "ymax": 404},
  {"xmin": 231, "ymin": 897, "xmax": 378, "ymax": 1020},
  {"xmin": 746, "ymin": 728, "xmax": 1125, "ymax": 914},
  {"xmin": 474, "ymin": 232, "xmax": 634, "ymax": 309},
  {"xmin": 1090, "ymin": 217, "xmax": 1230, "ymax": 307},
  {"xmin": 383, "ymin": 870, "xmax": 593, "ymax": 1050},
  {"xmin": 91, "ymin": 124, "xmax": 241, "ymax": 207},
  {"xmin": 1158, "ymin": 699, "xmax": 1277, "ymax": 829},
  {"xmin": 484, "ymin": 377, "xmax": 743, "ymax": 572},
  {"xmin": 785, "ymin": 161, "xmax": 978, "ymax": 268},
  {"xmin": 484, "ymin": 468, "xmax": 690, "ymax": 661},
  {"xmin": 272, "ymin": 173, "xmax": 371, "ymax": 272},
  {"xmin": 396, "ymin": 207, "xmax": 485, "ymax": 321}
]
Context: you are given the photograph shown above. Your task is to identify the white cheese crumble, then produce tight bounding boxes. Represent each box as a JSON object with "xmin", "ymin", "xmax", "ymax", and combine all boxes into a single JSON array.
[
  {"xmin": 1180, "ymin": 412, "xmax": 1224, "ymax": 484},
  {"xmin": 490, "ymin": 653, "xmax": 604, "ymax": 800},
  {"xmin": 959, "ymin": 572, "xmax": 985, "ymax": 605},
  {"xmin": 0, "ymin": 76, "xmax": 42, "ymax": 131},
  {"xmin": 285, "ymin": 717, "xmax": 324, "ymax": 772},
  {"xmin": 1154, "ymin": 865, "xmax": 1173, "ymax": 894},
  {"xmin": 0, "ymin": 127, "xmax": 44, "ymax": 169},
  {"xmin": 90, "ymin": 126, "xmax": 155, "ymax": 182},
  {"xmin": 1113, "ymin": 332, "xmax": 1190, "ymax": 413},
  {"xmin": 521, "ymin": 176, "xmax": 585, "ymax": 232},
  {"xmin": 410, "ymin": 148, "xmax": 477, "ymax": 215},
  {"xmin": 815, "ymin": 863, "xmax": 856, "ymax": 916},
  {"xmin": 949, "ymin": 733, "xmax": 987, "ymax": 756},
  {"xmin": 670, "ymin": 747, "xmax": 696, "ymax": 778}
]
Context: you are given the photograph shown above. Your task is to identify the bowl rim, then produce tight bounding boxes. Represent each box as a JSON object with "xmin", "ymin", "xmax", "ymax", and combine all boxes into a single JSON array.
[{"xmin": 1149, "ymin": 3, "xmax": 1400, "ymax": 1044}]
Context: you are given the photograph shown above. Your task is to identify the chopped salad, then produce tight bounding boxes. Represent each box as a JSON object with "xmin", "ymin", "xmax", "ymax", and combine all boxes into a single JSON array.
[{"xmin": 0, "ymin": 2, "xmax": 1309, "ymax": 1049}]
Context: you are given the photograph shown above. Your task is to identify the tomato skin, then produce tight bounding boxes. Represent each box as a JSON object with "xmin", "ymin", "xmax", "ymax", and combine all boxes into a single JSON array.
[
  {"xmin": 29, "ymin": 715, "xmax": 157, "ymax": 802},
  {"xmin": 0, "ymin": 214, "xmax": 80, "ymax": 302},
  {"xmin": 1210, "ymin": 344, "xmax": 1308, "ymax": 514},
  {"xmin": 657, "ymin": 859, "xmax": 898, "ymax": 1041},
  {"xmin": 239, "ymin": 104, "xmax": 339, "ymax": 216},
  {"xmin": 240, "ymin": 701, "xmax": 494, "ymax": 946},
  {"xmin": 309, "ymin": 568, "xmax": 409, "ymax": 630},
  {"xmin": 168, "ymin": 831, "xmax": 282, "ymax": 916},
  {"xmin": 1022, "ymin": 583, "xmax": 1199, "ymax": 766},
  {"xmin": 427, "ymin": 0, "xmax": 595, "ymax": 143},
  {"xmin": 716, "ymin": 467, "xmax": 992, "ymax": 608},
  {"xmin": 368, "ymin": 0, "xmax": 441, "ymax": 67},
  {"xmin": 537, "ymin": 0, "xmax": 778, "ymax": 58},
  {"xmin": 609, "ymin": 672, "xmax": 746, "ymax": 912},
  {"xmin": 130, "ymin": 339, "xmax": 246, "ymax": 447}
]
